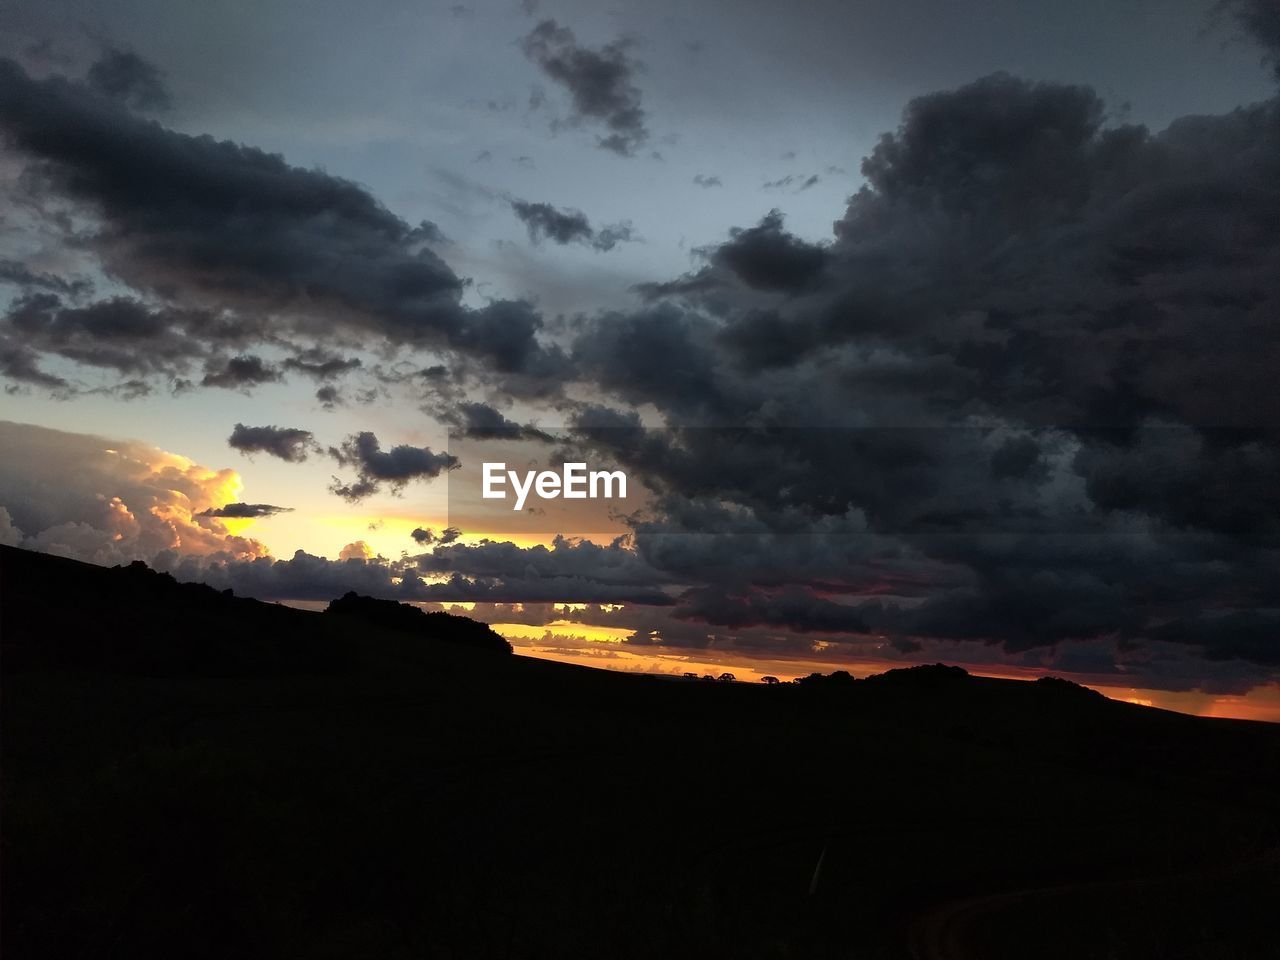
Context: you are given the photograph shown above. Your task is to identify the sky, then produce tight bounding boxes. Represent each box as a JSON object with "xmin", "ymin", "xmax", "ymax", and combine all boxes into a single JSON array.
[{"xmin": 2, "ymin": 0, "xmax": 1279, "ymax": 719}]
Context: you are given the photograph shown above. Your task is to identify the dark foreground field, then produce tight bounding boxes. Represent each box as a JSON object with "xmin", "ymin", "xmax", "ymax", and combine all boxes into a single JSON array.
[{"xmin": 3, "ymin": 545, "xmax": 1279, "ymax": 959}]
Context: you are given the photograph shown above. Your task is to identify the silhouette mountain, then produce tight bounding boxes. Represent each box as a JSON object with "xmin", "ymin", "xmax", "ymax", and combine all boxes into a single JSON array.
[{"xmin": 2, "ymin": 544, "xmax": 1278, "ymax": 960}]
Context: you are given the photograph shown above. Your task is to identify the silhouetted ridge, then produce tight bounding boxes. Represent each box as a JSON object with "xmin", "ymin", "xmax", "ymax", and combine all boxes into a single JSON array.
[
  {"xmin": 863, "ymin": 662, "xmax": 971, "ymax": 685},
  {"xmin": 0, "ymin": 546, "xmax": 508, "ymax": 674},
  {"xmin": 1034, "ymin": 675, "xmax": 1106, "ymax": 699},
  {"xmin": 324, "ymin": 591, "xmax": 512, "ymax": 654},
  {"xmin": 793, "ymin": 663, "xmax": 971, "ymax": 690}
]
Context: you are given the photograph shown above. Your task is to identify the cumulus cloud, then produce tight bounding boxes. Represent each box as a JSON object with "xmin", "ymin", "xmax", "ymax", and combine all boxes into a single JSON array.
[
  {"xmin": 520, "ymin": 20, "xmax": 649, "ymax": 155},
  {"xmin": 0, "ymin": 420, "xmax": 267, "ymax": 566},
  {"xmin": 327, "ymin": 431, "xmax": 459, "ymax": 501},
  {"xmin": 635, "ymin": 211, "xmax": 828, "ymax": 302},
  {"xmin": 228, "ymin": 423, "xmax": 318, "ymax": 463},
  {"xmin": 338, "ymin": 540, "xmax": 374, "ymax": 560},
  {"xmin": 557, "ymin": 67, "xmax": 1280, "ymax": 674}
]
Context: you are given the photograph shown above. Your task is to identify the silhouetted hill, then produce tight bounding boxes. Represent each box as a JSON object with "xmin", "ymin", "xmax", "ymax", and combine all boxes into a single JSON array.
[
  {"xmin": 2, "ymin": 544, "xmax": 1278, "ymax": 960},
  {"xmin": 325, "ymin": 589, "xmax": 511, "ymax": 654},
  {"xmin": 0, "ymin": 545, "xmax": 509, "ymax": 674}
]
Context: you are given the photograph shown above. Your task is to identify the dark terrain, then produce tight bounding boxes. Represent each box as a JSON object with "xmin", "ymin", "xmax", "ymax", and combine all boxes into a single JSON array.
[{"xmin": 2, "ymin": 544, "xmax": 1278, "ymax": 959}]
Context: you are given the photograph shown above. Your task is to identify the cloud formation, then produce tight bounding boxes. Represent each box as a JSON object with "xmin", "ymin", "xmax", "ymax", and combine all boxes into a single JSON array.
[
  {"xmin": 1223, "ymin": 0, "xmax": 1280, "ymax": 79},
  {"xmin": 85, "ymin": 49, "xmax": 170, "ymax": 111},
  {"xmin": 4, "ymin": 10, "xmax": 1280, "ymax": 696},
  {"xmin": 411, "ymin": 525, "xmax": 461, "ymax": 545},
  {"xmin": 282, "ymin": 349, "xmax": 362, "ymax": 380},
  {"xmin": 520, "ymin": 20, "xmax": 649, "ymax": 155},
  {"xmin": 510, "ymin": 199, "xmax": 636, "ymax": 251},
  {"xmin": 198, "ymin": 502, "xmax": 293, "ymax": 518},
  {"xmin": 227, "ymin": 423, "xmax": 318, "ymax": 463},
  {"xmin": 0, "ymin": 58, "xmax": 562, "ymax": 386},
  {"xmin": 201, "ymin": 355, "xmax": 281, "ymax": 390},
  {"xmin": 0, "ymin": 420, "xmax": 267, "ymax": 565},
  {"xmin": 327, "ymin": 431, "xmax": 459, "ymax": 501}
]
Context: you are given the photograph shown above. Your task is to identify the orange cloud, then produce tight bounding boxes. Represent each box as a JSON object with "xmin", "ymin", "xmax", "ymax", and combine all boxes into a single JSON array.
[
  {"xmin": 338, "ymin": 540, "xmax": 374, "ymax": 560},
  {"xmin": 0, "ymin": 420, "xmax": 269, "ymax": 565}
]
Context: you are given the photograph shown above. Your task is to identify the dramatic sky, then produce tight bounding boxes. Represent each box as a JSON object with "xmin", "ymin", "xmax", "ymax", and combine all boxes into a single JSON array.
[{"xmin": 3, "ymin": 0, "xmax": 1279, "ymax": 718}]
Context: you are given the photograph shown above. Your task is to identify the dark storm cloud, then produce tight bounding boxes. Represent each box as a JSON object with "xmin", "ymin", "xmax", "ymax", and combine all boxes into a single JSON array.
[
  {"xmin": 85, "ymin": 49, "xmax": 170, "ymax": 111},
  {"xmin": 0, "ymin": 59, "xmax": 558, "ymax": 379},
  {"xmin": 520, "ymin": 20, "xmax": 649, "ymax": 155},
  {"xmin": 441, "ymin": 400, "xmax": 553, "ymax": 441},
  {"xmin": 509, "ymin": 198, "xmax": 636, "ymax": 251},
  {"xmin": 633, "ymin": 211, "xmax": 828, "ymax": 301},
  {"xmin": 1150, "ymin": 610, "xmax": 1280, "ymax": 666},
  {"xmin": 170, "ymin": 549, "xmax": 671, "ymax": 605},
  {"xmin": 227, "ymin": 423, "xmax": 318, "ymax": 463},
  {"xmin": 414, "ymin": 534, "xmax": 672, "ymax": 596},
  {"xmin": 327, "ymin": 431, "xmax": 459, "ymax": 502},
  {"xmin": 676, "ymin": 584, "xmax": 870, "ymax": 634},
  {"xmin": 198, "ymin": 502, "xmax": 294, "ymax": 519},
  {"xmin": 710, "ymin": 211, "xmax": 828, "ymax": 293},
  {"xmin": 201, "ymin": 354, "xmax": 281, "ymax": 389},
  {"xmin": 3, "ymin": 294, "xmax": 208, "ymax": 376},
  {"xmin": 0, "ymin": 259, "xmax": 90, "ymax": 296},
  {"xmin": 547, "ymin": 64, "xmax": 1280, "ymax": 672}
]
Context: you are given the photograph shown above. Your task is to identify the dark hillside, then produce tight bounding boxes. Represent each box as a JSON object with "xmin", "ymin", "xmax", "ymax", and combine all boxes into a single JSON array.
[
  {"xmin": 0, "ymin": 545, "xmax": 508, "ymax": 674},
  {"xmin": 2, "ymin": 545, "xmax": 1278, "ymax": 960}
]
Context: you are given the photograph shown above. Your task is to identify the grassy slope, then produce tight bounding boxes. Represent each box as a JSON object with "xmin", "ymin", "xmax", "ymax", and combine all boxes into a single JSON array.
[{"xmin": 2, "ymin": 545, "xmax": 1278, "ymax": 959}]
